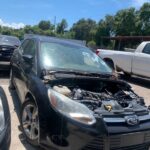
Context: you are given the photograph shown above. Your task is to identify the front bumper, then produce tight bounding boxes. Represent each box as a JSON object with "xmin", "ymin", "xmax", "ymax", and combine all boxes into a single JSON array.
[
  {"xmin": 0, "ymin": 61, "xmax": 10, "ymax": 70},
  {"xmin": 40, "ymin": 115, "xmax": 150, "ymax": 150},
  {"xmin": 36, "ymin": 94, "xmax": 150, "ymax": 150},
  {"xmin": 82, "ymin": 131, "xmax": 150, "ymax": 150}
]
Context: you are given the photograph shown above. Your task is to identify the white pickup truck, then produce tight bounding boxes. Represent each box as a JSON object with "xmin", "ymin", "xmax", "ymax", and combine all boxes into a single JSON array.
[{"xmin": 97, "ymin": 41, "xmax": 150, "ymax": 78}]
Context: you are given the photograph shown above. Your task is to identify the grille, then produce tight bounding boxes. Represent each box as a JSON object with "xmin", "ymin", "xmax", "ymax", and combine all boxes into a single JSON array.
[
  {"xmin": 82, "ymin": 132, "xmax": 150, "ymax": 150},
  {"xmin": 0, "ymin": 47, "xmax": 14, "ymax": 56},
  {"xmin": 82, "ymin": 142, "xmax": 149, "ymax": 150},
  {"xmin": 112, "ymin": 144, "xmax": 149, "ymax": 150},
  {"xmin": 82, "ymin": 136, "xmax": 121, "ymax": 150}
]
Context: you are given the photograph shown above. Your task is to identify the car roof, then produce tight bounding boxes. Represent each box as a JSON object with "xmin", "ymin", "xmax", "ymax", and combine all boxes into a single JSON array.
[
  {"xmin": 0, "ymin": 34, "xmax": 19, "ymax": 39},
  {"xmin": 24, "ymin": 34, "xmax": 86, "ymax": 47}
]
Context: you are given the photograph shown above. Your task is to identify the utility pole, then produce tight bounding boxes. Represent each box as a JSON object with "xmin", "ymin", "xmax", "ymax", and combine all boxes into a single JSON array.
[{"xmin": 54, "ymin": 16, "xmax": 56, "ymax": 33}]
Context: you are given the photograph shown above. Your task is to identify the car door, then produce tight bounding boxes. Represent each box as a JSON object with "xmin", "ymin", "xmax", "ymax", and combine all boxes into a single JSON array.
[
  {"xmin": 15, "ymin": 39, "xmax": 37, "ymax": 103},
  {"xmin": 12, "ymin": 39, "xmax": 29, "ymax": 91},
  {"xmin": 132, "ymin": 43, "xmax": 150, "ymax": 78}
]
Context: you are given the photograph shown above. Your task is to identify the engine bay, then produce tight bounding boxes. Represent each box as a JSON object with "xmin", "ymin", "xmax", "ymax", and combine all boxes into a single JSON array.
[{"xmin": 51, "ymin": 78, "xmax": 148, "ymax": 116}]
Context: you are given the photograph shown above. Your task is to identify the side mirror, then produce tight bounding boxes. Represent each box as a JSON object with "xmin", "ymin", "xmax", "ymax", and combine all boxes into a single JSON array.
[{"xmin": 22, "ymin": 54, "xmax": 33, "ymax": 64}]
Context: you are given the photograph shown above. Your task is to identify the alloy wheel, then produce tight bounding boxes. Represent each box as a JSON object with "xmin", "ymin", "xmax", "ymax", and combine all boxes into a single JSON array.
[{"xmin": 22, "ymin": 103, "xmax": 39, "ymax": 140}]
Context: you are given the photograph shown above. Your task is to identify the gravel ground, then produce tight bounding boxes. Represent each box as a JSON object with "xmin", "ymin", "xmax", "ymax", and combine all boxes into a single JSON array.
[{"xmin": 0, "ymin": 71, "xmax": 150, "ymax": 150}]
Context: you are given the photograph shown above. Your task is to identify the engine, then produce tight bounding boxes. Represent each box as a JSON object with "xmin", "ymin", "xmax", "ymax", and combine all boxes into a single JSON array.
[
  {"xmin": 71, "ymin": 88, "xmax": 147, "ymax": 114},
  {"xmin": 52, "ymin": 79, "xmax": 148, "ymax": 115}
]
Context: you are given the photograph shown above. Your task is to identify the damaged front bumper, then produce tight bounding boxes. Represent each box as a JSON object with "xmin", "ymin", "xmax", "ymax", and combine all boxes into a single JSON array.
[
  {"xmin": 82, "ymin": 131, "xmax": 150, "ymax": 150},
  {"xmin": 40, "ymin": 113, "xmax": 150, "ymax": 150}
]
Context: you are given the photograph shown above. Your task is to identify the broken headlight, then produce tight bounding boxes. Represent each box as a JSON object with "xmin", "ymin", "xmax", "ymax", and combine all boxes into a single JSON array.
[
  {"xmin": 48, "ymin": 89, "xmax": 96, "ymax": 125},
  {"xmin": 0, "ymin": 97, "xmax": 5, "ymax": 132}
]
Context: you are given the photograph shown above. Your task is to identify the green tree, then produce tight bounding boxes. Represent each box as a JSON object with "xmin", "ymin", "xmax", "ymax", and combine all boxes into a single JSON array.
[
  {"xmin": 38, "ymin": 20, "xmax": 51, "ymax": 30},
  {"xmin": 24, "ymin": 25, "xmax": 34, "ymax": 34},
  {"xmin": 95, "ymin": 15, "xmax": 115, "ymax": 46},
  {"xmin": 114, "ymin": 8, "xmax": 137, "ymax": 36},
  {"xmin": 1, "ymin": 27, "xmax": 11, "ymax": 35},
  {"xmin": 71, "ymin": 18, "xmax": 97, "ymax": 42},
  {"xmin": 56, "ymin": 19, "xmax": 68, "ymax": 34},
  {"xmin": 139, "ymin": 3, "xmax": 150, "ymax": 35}
]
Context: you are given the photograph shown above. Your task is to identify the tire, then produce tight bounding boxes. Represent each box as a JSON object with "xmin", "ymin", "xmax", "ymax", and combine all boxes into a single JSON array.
[
  {"xmin": 9, "ymin": 69, "xmax": 15, "ymax": 90},
  {"xmin": 21, "ymin": 100, "xmax": 39, "ymax": 146},
  {"xmin": 105, "ymin": 60, "xmax": 115, "ymax": 70}
]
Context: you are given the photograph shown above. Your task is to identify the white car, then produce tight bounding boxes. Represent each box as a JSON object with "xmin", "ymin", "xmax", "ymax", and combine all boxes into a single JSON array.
[{"xmin": 97, "ymin": 41, "xmax": 150, "ymax": 78}]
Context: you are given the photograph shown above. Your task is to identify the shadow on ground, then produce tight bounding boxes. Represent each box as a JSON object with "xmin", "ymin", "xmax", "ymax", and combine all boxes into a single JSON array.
[
  {"xmin": 119, "ymin": 74, "xmax": 150, "ymax": 89},
  {"xmin": 0, "ymin": 70, "xmax": 10, "ymax": 79},
  {"xmin": 9, "ymin": 89, "xmax": 43, "ymax": 150}
]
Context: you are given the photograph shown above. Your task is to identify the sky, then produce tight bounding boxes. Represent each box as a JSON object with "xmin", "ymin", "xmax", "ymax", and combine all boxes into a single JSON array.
[{"xmin": 0, "ymin": 0, "xmax": 149, "ymax": 29}]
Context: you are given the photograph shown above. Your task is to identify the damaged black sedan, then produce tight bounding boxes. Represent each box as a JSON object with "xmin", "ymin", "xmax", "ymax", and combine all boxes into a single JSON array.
[{"xmin": 10, "ymin": 35, "xmax": 150, "ymax": 150}]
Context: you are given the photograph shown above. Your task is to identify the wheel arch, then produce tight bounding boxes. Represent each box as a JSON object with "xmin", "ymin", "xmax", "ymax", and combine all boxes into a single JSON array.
[
  {"xmin": 103, "ymin": 58, "xmax": 114, "ymax": 64},
  {"xmin": 25, "ymin": 92, "xmax": 38, "ymax": 107},
  {"xmin": 103, "ymin": 58, "xmax": 115, "ymax": 69}
]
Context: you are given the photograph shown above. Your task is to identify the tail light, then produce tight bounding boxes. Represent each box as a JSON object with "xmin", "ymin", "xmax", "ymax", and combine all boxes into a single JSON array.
[{"xmin": 96, "ymin": 49, "xmax": 100, "ymax": 55}]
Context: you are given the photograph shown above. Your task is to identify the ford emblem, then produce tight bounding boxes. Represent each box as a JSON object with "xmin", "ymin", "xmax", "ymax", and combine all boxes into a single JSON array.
[{"xmin": 125, "ymin": 116, "xmax": 139, "ymax": 126}]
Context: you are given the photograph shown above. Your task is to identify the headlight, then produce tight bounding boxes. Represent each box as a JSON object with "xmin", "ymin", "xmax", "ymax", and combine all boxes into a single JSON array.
[
  {"xmin": 48, "ymin": 89, "xmax": 96, "ymax": 125},
  {"xmin": 2, "ymin": 48, "xmax": 7, "ymax": 51},
  {"xmin": 0, "ymin": 97, "xmax": 5, "ymax": 132}
]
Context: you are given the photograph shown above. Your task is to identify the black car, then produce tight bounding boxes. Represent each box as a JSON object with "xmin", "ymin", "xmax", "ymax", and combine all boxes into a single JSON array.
[
  {"xmin": 0, "ymin": 87, "xmax": 11, "ymax": 150},
  {"xmin": 0, "ymin": 35, "xmax": 20, "ymax": 70},
  {"xmin": 10, "ymin": 35, "xmax": 150, "ymax": 150}
]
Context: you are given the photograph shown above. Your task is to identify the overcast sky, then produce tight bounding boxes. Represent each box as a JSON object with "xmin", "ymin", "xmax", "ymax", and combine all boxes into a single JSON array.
[{"xmin": 0, "ymin": 0, "xmax": 149, "ymax": 29}]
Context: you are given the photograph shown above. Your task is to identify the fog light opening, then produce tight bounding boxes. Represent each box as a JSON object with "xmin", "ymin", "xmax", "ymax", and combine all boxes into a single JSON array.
[{"xmin": 51, "ymin": 135, "xmax": 68, "ymax": 147}]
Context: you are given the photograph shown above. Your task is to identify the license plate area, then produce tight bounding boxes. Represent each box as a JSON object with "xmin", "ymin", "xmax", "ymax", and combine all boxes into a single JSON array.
[
  {"xmin": 120, "ymin": 132, "xmax": 144, "ymax": 147},
  {"xmin": 108, "ymin": 132, "xmax": 149, "ymax": 149}
]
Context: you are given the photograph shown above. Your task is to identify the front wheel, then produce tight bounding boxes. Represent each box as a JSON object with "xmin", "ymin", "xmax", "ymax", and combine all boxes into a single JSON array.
[{"xmin": 21, "ymin": 100, "xmax": 39, "ymax": 146}]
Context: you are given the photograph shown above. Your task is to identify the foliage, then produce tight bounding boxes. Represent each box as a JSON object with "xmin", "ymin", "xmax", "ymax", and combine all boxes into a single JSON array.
[
  {"xmin": 71, "ymin": 18, "xmax": 97, "ymax": 42},
  {"xmin": 87, "ymin": 40, "xmax": 96, "ymax": 48},
  {"xmin": 139, "ymin": 3, "xmax": 150, "ymax": 35},
  {"xmin": 56, "ymin": 19, "xmax": 68, "ymax": 34},
  {"xmin": 0, "ymin": 2, "xmax": 149, "ymax": 48},
  {"xmin": 38, "ymin": 20, "xmax": 51, "ymax": 30},
  {"xmin": 114, "ymin": 8, "xmax": 137, "ymax": 36}
]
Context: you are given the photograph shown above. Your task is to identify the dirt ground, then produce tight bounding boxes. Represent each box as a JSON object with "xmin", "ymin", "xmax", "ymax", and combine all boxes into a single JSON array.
[
  {"xmin": 0, "ymin": 71, "xmax": 150, "ymax": 150},
  {"xmin": 0, "ymin": 71, "xmax": 42, "ymax": 150}
]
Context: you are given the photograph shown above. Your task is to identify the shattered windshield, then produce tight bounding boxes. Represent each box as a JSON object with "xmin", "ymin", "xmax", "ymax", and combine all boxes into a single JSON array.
[{"xmin": 40, "ymin": 42, "xmax": 112, "ymax": 74}]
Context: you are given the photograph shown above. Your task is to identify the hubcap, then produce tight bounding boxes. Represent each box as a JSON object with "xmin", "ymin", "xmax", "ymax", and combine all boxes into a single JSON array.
[{"xmin": 22, "ymin": 103, "xmax": 39, "ymax": 140}]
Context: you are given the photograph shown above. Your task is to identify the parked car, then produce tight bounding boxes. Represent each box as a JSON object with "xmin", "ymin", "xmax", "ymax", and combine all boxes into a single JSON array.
[
  {"xmin": 0, "ymin": 35, "xmax": 21, "ymax": 70},
  {"xmin": 0, "ymin": 87, "xmax": 11, "ymax": 150},
  {"xmin": 10, "ymin": 35, "xmax": 150, "ymax": 150},
  {"xmin": 96, "ymin": 41, "xmax": 150, "ymax": 78}
]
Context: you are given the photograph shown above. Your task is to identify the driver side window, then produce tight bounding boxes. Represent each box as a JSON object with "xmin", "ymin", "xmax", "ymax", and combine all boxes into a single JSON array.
[{"xmin": 143, "ymin": 43, "xmax": 150, "ymax": 55}]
